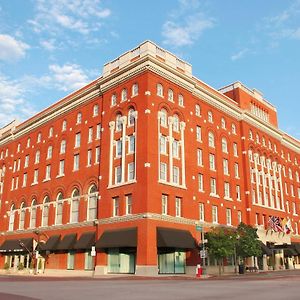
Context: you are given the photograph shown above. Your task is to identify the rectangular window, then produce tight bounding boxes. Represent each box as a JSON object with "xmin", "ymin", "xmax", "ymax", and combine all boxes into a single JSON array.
[
  {"xmin": 15, "ymin": 177, "xmax": 19, "ymax": 189},
  {"xmin": 22, "ymin": 173, "xmax": 27, "ymax": 187},
  {"xmin": 223, "ymin": 159, "xmax": 229, "ymax": 175},
  {"xmin": 88, "ymin": 127, "xmax": 93, "ymax": 143},
  {"xmin": 237, "ymin": 211, "xmax": 242, "ymax": 224},
  {"xmin": 162, "ymin": 194, "xmax": 168, "ymax": 215},
  {"xmin": 226, "ymin": 208, "xmax": 232, "ymax": 225},
  {"xmin": 45, "ymin": 165, "xmax": 51, "ymax": 180},
  {"xmin": 196, "ymin": 126, "xmax": 202, "ymax": 142},
  {"xmin": 24, "ymin": 155, "xmax": 29, "ymax": 168},
  {"xmin": 233, "ymin": 143, "xmax": 238, "ymax": 157},
  {"xmin": 96, "ymin": 124, "xmax": 101, "ymax": 139},
  {"xmin": 87, "ymin": 149, "xmax": 92, "ymax": 166},
  {"xmin": 198, "ymin": 174, "xmax": 204, "ymax": 191},
  {"xmin": 175, "ymin": 197, "xmax": 181, "ymax": 217},
  {"xmin": 115, "ymin": 166, "xmax": 121, "ymax": 184},
  {"xmin": 59, "ymin": 160, "xmax": 65, "ymax": 176},
  {"xmin": 172, "ymin": 140, "xmax": 179, "ymax": 158},
  {"xmin": 84, "ymin": 251, "xmax": 93, "ymax": 270},
  {"xmin": 75, "ymin": 132, "xmax": 81, "ymax": 148},
  {"xmin": 209, "ymin": 154, "xmax": 215, "ymax": 171},
  {"xmin": 60, "ymin": 140, "xmax": 66, "ymax": 154},
  {"xmin": 126, "ymin": 194, "xmax": 132, "ymax": 215},
  {"xmin": 113, "ymin": 197, "xmax": 119, "ymax": 217},
  {"xmin": 13, "ymin": 160, "xmax": 16, "ymax": 172},
  {"xmin": 293, "ymin": 202, "xmax": 297, "ymax": 215},
  {"xmin": 224, "ymin": 182, "xmax": 230, "ymax": 198},
  {"xmin": 95, "ymin": 147, "xmax": 100, "ymax": 164},
  {"xmin": 197, "ymin": 149, "xmax": 203, "ymax": 166},
  {"xmin": 129, "ymin": 135, "xmax": 135, "ymax": 153},
  {"xmin": 128, "ymin": 162, "xmax": 135, "ymax": 181},
  {"xmin": 172, "ymin": 166, "xmax": 179, "ymax": 184},
  {"xmin": 73, "ymin": 154, "xmax": 80, "ymax": 171},
  {"xmin": 160, "ymin": 163, "xmax": 167, "ymax": 181},
  {"xmin": 116, "ymin": 140, "xmax": 122, "ymax": 157},
  {"xmin": 56, "ymin": 202, "xmax": 63, "ymax": 225},
  {"xmin": 291, "ymin": 185, "xmax": 295, "ymax": 197},
  {"xmin": 236, "ymin": 185, "xmax": 241, "ymax": 201},
  {"xmin": 11, "ymin": 178, "xmax": 14, "ymax": 190},
  {"xmin": 17, "ymin": 159, "xmax": 20, "ymax": 171},
  {"xmin": 33, "ymin": 169, "xmax": 38, "ymax": 184},
  {"xmin": 47, "ymin": 146, "xmax": 53, "ymax": 159},
  {"xmin": 67, "ymin": 252, "xmax": 75, "ymax": 270},
  {"xmin": 234, "ymin": 163, "xmax": 239, "ymax": 178},
  {"xmin": 212, "ymin": 205, "xmax": 218, "ymax": 223},
  {"xmin": 210, "ymin": 178, "xmax": 217, "ymax": 195},
  {"xmin": 160, "ymin": 135, "xmax": 167, "ymax": 154},
  {"xmin": 199, "ymin": 203, "xmax": 205, "ymax": 222}
]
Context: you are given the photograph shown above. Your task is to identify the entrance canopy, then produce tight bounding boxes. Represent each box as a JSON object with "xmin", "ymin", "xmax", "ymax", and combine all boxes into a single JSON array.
[
  {"xmin": 74, "ymin": 232, "xmax": 95, "ymax": 250},
  {"xmin": 259, "ymin": 241, "xmax": 272, "ymax": 256},
  {"xmin": 39, "ymin": 235, "xmax": 61, "ymax": 251},
  {"xmin": 56, "ymin": 234, "xmax": 77, "ymax": 251},
  {"xmin": 0, "ymin": 238, "xmax": 33, "ymax": 253},
  {"xmin": 157, "ymin": 227, "xmax": 196, "ymax": 249},
  {"xmin": 96, "ymin": 228, "xmax": 137, "ymax": 249}
]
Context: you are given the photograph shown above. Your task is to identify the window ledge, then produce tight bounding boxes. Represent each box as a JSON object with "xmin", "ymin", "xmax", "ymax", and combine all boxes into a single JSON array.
[
  {"xmin": 108, "ymin": 180, "xmax": 137, "ymax": 189},
  {"xmin": 43, "ymin": 178, "xmax": 51, "ymax": 182},
  {"xmin": 224, "ymin": 197, "xmax": 233, "ymax": 201},
  {"xmin": 31, "ymin": 182, "xmax": 38, "ymax": 186},
  {"xmin": 210, "ymin": 193, "xmax": 220, "ymax": 198},
  {"xmin": 56, "ymin": 174, "xmax": 65, "ymax": 178}
]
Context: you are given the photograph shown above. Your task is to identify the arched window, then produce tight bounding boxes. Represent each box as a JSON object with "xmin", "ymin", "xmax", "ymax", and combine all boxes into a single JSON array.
[
  {"xmin": 8, "ymin": 204, "xmax": 15, "ymax": 231},
  {"xmin": 168, "ymin": 89, "xmax": 174, "ymax": 102},
  {"xmin": 128, "ymin": 109, "xmax": 136, "ymax": 126},
  {"xmin": 111, "ymin": 93, "xmax": 117, "ymax": 106},
  {"xmin": 160, "ymin": 109, "xmax": 167, "ymax": 127},
  {"xmin": 76, "ymin": 112, "xmax": 82, "ymax": 124},
  {"xmin": 195, "ymin": 104, "xmax": 201, "ymax": 116},
  {"xmin": 19, "ymin": 202, "xmax": 26, "ymax": 230},
  {"xmin": 121, "ymin": 88, "xmax": 127, "ymax": 102},
  {"xmin": 221, "ymin": 118, "xmax": 226, "ymax": 129},
  {"xmin": 256, "ymin": 134, "xmax": 260, "ymax": 143},
  {"xmin": 231, "ymin": 123, "xmax": 236, "ymax": 134},
  {"xmin": 93, "ymin": 104, "xmax": 99, "ymax": 116},
  {"xmin": 47, "ymin": 146, "xmax": 53, "ymax": 159},
  {"xmin": 35, "ymin": 150, "xmax": 40, "ymax": 164},
  {"xmin": 71, "ymin": 188, "xmax": 80, "ymax": 223},
  {"xmin": 62, "ymin": 120, "xmax": 67, "ymax": 131},
  {"xmin": 157, "ymin": 83, "xmax": 163, "ymax": 97},
  {"xmin": 222, "ymin": 137, "xmax": 228, "ymax": 153},
  {"xmin": 30, "ymin": 199, "xmax": 37, "ymax": 228},
  {"xmin": 27, "ymin": 138, "xmax": 31, "ymax": 148},
  {"xmin": 42, "ymin": 196, "xmax": 50, "ymax": 227},
  {"xmin": 208, "ymin": 131, "xmax": 215, "ymax": 147},
  {"xmin": 262, "ymin": 137, "xmax": 266, "ymax": 147},
  {"xmin": 208, "ymin": 111, "xmax": 213, "ymax": 123},
  {"xmin": 132, "ymin": 83, "xmax": 138, "ymax": 97},
  {"xmin": 37, "ymin": 132, "xmax": 42, "ymax": 143},
  {"xmin": 116, "ymin": 114, "xmax": 123, "ymax": 131},
  {"xmin": 178, "ymin": 94, "xmax": 184, "ymax": 106},
  {"xmin": 249, "ymin": 130, "xmax": 253, "ymax": 140},
  {"xmin": 173, "ymin": 114, "xmax": 179, "ymax": 132},
  {"xmin": 56, "ymin": 192, "xmax": 63, "ymax": 225},
  {"xmin": 88, "ymin": 185, "xmax": 98, "ymax": 221},
  {"xmin": 60, "ymin": 140, "xmax": 66, "ymax": 154},
  {"xmin": 49, "ymin": 127, "xmax": 54, "ymax": 137}
]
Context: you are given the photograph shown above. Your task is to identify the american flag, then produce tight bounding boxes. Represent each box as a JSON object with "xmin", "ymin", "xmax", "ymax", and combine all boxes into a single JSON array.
[{"xmin": 268, "ymin": 216, "xmax": 283, "ymax": 232}]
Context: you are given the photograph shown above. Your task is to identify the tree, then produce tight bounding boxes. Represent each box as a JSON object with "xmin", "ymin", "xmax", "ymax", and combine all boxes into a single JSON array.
[
  {"xmin": 236, "ymin": 222, "xmax": 262, "ymax": 263},
  {"xmin": 206, "ymin": 227, "xmax": 236, "ymax": 275}
]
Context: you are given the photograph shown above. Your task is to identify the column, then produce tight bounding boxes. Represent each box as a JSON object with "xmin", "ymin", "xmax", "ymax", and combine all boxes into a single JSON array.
[
  {"xmin": 108, "ymin": 121, "xmax": 115, "ymax": 187},
  {"xmin": 180, "ymin": 121, "xmax": 186, "ymax": 187},
  {"xmin": 168, "ymin": 116, "xmax": 174, "ymax": 183},
  {"xmin": 121, "ymin": 116, "xmax": 127, "ymax": 183}
]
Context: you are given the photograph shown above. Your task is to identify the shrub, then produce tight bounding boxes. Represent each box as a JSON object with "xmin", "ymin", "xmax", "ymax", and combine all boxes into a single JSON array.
[
  {"xmin": 4, "ymin": 262, "xmax": 9, "ymax": 270},
  {"xmin": 17, "ymin": 262, "xmax": 24, "ymax": 270}
]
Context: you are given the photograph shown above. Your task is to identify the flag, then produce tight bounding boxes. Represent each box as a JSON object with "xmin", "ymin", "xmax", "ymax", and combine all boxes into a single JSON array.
[
  {"xmin": 282, "ymin": 218, "xmax": 293, "ymax": 234},
  {"xmin": 268, "ymin": 216, "xmax": 283, "ymax": 232}
]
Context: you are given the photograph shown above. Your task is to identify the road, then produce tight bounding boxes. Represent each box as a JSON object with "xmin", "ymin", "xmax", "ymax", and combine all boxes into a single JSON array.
[{"xmin": 0, "ymin": 270, "xmax": 300, "ymax": 300}]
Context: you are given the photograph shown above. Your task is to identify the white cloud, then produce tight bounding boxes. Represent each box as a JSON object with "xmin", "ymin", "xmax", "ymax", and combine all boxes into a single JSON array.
[
  {"xmin": 40, "ymin": 39, "xmax": 57, "ymax": 51},
  {"xmin": 231, "ymin": 48, "xmax": 249, "ymax": 61},
  {"xmin": 0, "ymin": 34, "xmax": 29, "ymax": 62},
  {"xmin": 162, "ymin": 0, "xmax": 214, "ymax": 47}
]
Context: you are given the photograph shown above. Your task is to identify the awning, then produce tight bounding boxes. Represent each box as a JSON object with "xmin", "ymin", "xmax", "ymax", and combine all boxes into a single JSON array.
[
  {"xmin": 284, "ymin": 248, "xmax": 298, "ymax": 257},
  {"xmin": 0, "ymin": 238, "xmax": 33, "ymax": 253},
  {"xmin": 39, "ymin": 235, "xmax": 61, "ymax": 251},
  {"xmin": 157, "ymin": 227, "xmax": 196, "ymax": 249},
  {"xmin": 74, "ymin": 232, "xmax": 95, "ymax": 250},
  {"xmin": 56, "ymin": 234, "xmax": 77, "ymax": 251},
  {"xmin": 259, "ymin": 241, "xmax": 272, "ymax": 256},
  {"xmin": 96, "ymin": 228, "xmax": 137, "ymax": 249},
  {"xmin": 291, "ymin": 243, "xmax": 300, "ymax": 255}
]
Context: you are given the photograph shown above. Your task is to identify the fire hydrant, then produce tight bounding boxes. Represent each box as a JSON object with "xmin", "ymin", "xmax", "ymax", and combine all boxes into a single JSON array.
[{"xmin": 196, "ymin": 264, "xmax": 202, "ymax": 277}]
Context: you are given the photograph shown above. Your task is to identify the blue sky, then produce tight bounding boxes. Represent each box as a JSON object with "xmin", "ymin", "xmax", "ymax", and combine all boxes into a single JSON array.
[{"xmin": 0, "ymin": 0, "xmax": 299, "ymax": 139}]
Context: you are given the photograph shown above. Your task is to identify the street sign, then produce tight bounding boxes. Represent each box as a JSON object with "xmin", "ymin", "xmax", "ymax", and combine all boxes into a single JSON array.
[
  {"xmin": 91, "ymin": 246, "xmax": 96, "ymax": 257},
  {"xmin": 200, "ymin": 250, "xmax": 207, "ymax": 258},
  {"xmin": 196, "ymin": 225, "xmax": 202, "ymax": 231}
]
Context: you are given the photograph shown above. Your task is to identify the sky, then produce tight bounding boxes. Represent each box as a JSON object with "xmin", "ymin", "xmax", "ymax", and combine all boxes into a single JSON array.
[{"xmin": 0, "ymin": 0, "xmax": 299, "ymax": 140}]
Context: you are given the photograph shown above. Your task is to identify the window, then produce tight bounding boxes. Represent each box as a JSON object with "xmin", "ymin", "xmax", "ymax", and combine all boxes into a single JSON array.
[
  {"xmin": 59, "ymin": 160, "xmax": 65, "ymax": 176},
  {"xmin": 256, "ymin": 134, "xmax": 260, "ymax": 143},
  {"xmin": 33, "ymin": 169, "xmax": 39, "ymax": 184},
  {"xmin": 132, "ymin": 83, "xmax": 138, "ymax": 97},
  {"xmin": 17, "ymin": 144, "xmax": 21, "ymax": 153},
  {"xmin": 116, "ymin": 140, "xmax": 122, "ymax": 157},
  {"xmin": 67, "ymin": 252, "xmax": 75, "ymax": 270},
  {"xmin": 129, "ymin": 135, "xmax": 135, "ymax": 153},
  {"xmin": 173, "ymin": 140, "xmax": 179, "ymax": 158},
  {"xmin": 128, "ymin": 109, "xmax": 136, "ymax": 126},
  {"xmin": 88, "ymin": 127, "xmax": 93, "ymax": 143},
  {"xmin": 125, "ymin": 194, "xmax": 132, "ymax": 215},
  {"xmin": 195, "ymin": 104, "xmax": 201, "ymax": 116},
  {"xmin": 208, "ymin": 111, "xmax": 213, "ymax": 123},
  {"xmin": 49, "ymin": 127, "xmax": 53, "ymax": 138},
  {"xmin": 160, "ymin": 135, "xmax": 167, "ymax": 154},
  {"xmin": 221, "ymin": 118, "xmax": 226, "ymax": 129},
  {"xmin": 234, "ymin": 163, "xmax": 239, "ymax": 178},
  {"xmin": 293, "ymin": 202, "xmax": 297, "ymax": 215},
  {"xmin": 35, "ymin": 150, "xmax": 40, "ymax": 164},
  {"xmin": 111, "ymin": 93, "xmax": 117, "ymax": 106},
  {"xmin": 178, "ymin": 94, "xmax": 184, "ymax": 106},
  {"xmin": 233, "ymin": 143, "xmax": 238, "ymax": 157},
  {"xmin": 76, "ymin": 112, "xmax": 82, "ymax": 124},
  {"xmin": 128, "ymin": 162, "xmax": 135, "ymax": 181},
  {"xmin": 208, "ymin": 131, "xmax": 214, "ymax": 147},
  {"xmin": 93, "ymin": 104, "xmax": 99, "ymax": 116},
  {"xmin": 237, "ymin": 211, "xmax": 242, "ymax": 224},
  {"xmin": 60, "ymin": 140, "xmax": 66, "ymax": 154},
  {"xmin": 37, "ymin": 133, "xmax": 42, "ymax": 143},
  {"xmin": 157, "ymin": 83, "xmax": 163, "ymax": 97},
  {"xmin": 226, "ymin": 208, "xmax": 232, "ymax": 225},
  {"xmin": 168, "ymin": 89, "xmax": 174, "ymax": 101},
  {"xmin": 160, "ymin": 109, "xmax": 167, "ymax": 127},
  {"xmin": 196, "ymin": 126, "xmax": 202, "ymax": 142},
  {"xmin": 199, "ymin": 203, "xmax": 205, "ymax": 222},
  {"xmin": 73, "ymin": 154, "xmax": 80, "ymax": 171},
  {"xmin": 198, "ymin": 174, "xmax": 203, "ymax": 191},
  {"xmin": 17, "ymin": 159, "xmax": 20, "ymax": 171},
  {"xmin": 212, "ymin": 205, "xmax": 218, "ymax": 223},
  {"xmin": 87, "ymin": 149, "xmax": 92, "ymax": 166},
  {"xmin": 75, "ymin": 132, "xmax": 81, "ymax": 148},
  {"xmin": 296, "ymin": 171, "xmax": 299, "ymax": 183},
  {"xmin": 113, "ymin": 197, "xmax": 119, "ymax": 217},
  {"xmin": 175, "ymin": 197, "xmax": 182, "ymax": 217},
  {"xmin": 95, "ymin": 147, "xmax": 100, "ymax": 164},
  {"xmin": 197, "ymin": 149, "xmax": 203, "ymax": 166},
  {"xmin": 42, "ymin": 196, "xmax": 50, "ymax": 227},
  {"xmin": 115, "ymin": 166, "xmax": 121, "ymax": 184},
  {"xmin": 162, "ymin": 194, "xmax": 168, "ymax": 215},
  {"xmin": 27, "ymin": 138, "xmax": 31, "ymax": 148},
  {"xmin": 231, "ymin": 124, "xmax": 236, "ymax": 134},
  {"xmin": 24, "ymin": 155, "xmax": 29, "ymax": 168},
  {"xmin": 19, "ymin": 203, "xmax": 26, "ymax": 230},
  {"xmin": 30, "ymin": 200, "xmax": 37, "ymax": 228},
  {"xmin": 224, "ymin": 182, "xmax": 230, "ymax": 198},
  {"xmin": 221, "ymin": 137, "xmax": 228, "ymax": 153},
  {"xmin": 88, "ymin": 185, "xmax": 98, "ymax": 221},
  {"xmin": 209, "ymin": 154, "xmax": 215, "ymax": 171},
  {"xmin": 22, "ymin": 173, "xmax": 27, "ymax": 187},
  {"xmin": 173, "ymin": 114, "xmax": 179, "ymax": 132},
  {"xmin": 62, "ymin": 120, "xmax": 67, "ymax": 131},
  {"xmin": 223, "ymin": 159, "xmax": 229, "ymax": 175},
  {"xmin": 236, "ymin": 185, "xmax": 241, "ymax": 201},
  {"xmin": 173, "ymin": 166, "xmax": 179, "ymax": 184},
  {"xmin": 45, "ymin": 165, "xmax": 51, "ymax": 180},
  {"xmin": 96, "ymin": 124, "xmax": 101, "ymax": 139},
  {"xmin": 121, "ymin": 88, "xmax": 127, "ymax": 102},
  {"xmin": 249, "ymin": 130, "xmax": 253, "ymax": 140},
  {"xmin": 8, "ymin": 204, "xmax": 15, "ymax": 231},
  {"xmin": 160, "ymin": 163, "xmax": 167, "ymax": 181},
  {"xmin": 47, "ymin": 146, "xmax": 53, "ymax": 159},
  {"xmin": 56, "ymin": 193, "xmax": 63, "ymax": 225},
  {"xmin": 210, "ymin": 178, "xmax": 217, "ymax": 195},
  {"xmin": 288, "ymin": 168, "xmax": 293, "ymax": 180},
  {"xmin": 116, "ymin": 114, "xmax": 122, "ymax": 131},
  {"xmin": 71, "ymin": 189, "xmax": 80, "ymax": 223}
]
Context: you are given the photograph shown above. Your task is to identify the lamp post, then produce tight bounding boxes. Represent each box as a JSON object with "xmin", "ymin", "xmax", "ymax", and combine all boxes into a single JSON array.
[{"xmin": 33, "ymin": 230, "xmax": 49, "ymax": 275}]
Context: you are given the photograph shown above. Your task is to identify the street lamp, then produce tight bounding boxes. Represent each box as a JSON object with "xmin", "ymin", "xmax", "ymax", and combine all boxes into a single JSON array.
[{"xmin": 33, "ymin": 230, "xmax": 49, "ymax": 275}]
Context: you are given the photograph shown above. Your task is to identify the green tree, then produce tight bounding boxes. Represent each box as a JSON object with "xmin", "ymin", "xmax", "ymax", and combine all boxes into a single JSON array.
[{"xmin": 206, "ymin": 227, "xmax": 236, "ymax": 275}]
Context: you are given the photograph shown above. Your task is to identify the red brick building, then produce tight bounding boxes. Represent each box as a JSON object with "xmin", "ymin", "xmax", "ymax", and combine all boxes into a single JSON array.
[{"xmin": 0, "ymin": 41, "xmax": 299, "ymax": 276}]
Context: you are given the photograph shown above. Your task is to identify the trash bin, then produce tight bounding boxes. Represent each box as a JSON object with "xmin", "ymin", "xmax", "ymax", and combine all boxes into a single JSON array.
[{"xmin": 238, "ymin": 264, "xmax": 245, "ymax": 274}]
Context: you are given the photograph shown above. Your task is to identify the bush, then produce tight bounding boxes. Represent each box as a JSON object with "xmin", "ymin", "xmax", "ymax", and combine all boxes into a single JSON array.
[
  {"xmin": 38, "ymin": 259, "xmax": 42, "ymax": 270},
  {"xmin": 17, "ymin": 262, "xmax": 24, "ymax": 270},
  {"xmin": 4, "ymin": 262, "xmax": 9, "ymax": 270}
]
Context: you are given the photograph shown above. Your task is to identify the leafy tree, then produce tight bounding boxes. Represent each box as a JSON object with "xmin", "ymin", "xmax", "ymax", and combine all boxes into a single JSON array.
[{"xmin": 206, "ymin": 227, "xmax": 236, "ymax": 275}]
